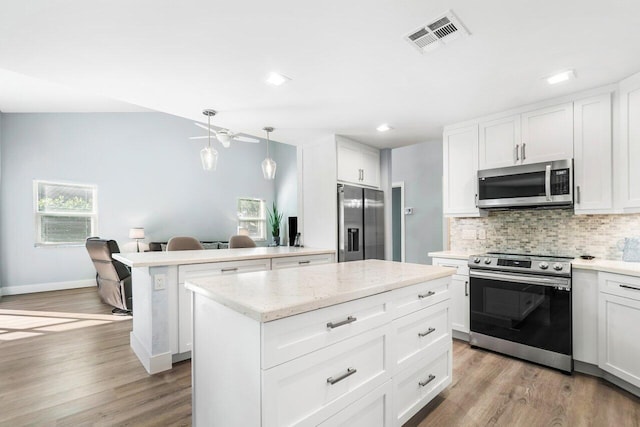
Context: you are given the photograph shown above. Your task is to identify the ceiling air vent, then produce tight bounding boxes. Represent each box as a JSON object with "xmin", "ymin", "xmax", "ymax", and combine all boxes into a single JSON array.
[{"xmin": 405, "ymin": 10, "xmax": 469, "ymax": 53}]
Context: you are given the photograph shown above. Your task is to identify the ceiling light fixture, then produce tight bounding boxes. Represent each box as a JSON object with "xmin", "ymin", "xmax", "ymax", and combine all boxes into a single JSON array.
[
  {"xmin": 376, "ymin": 124, "xmax": 393, "ymax": 132},
  {"xmin": 262, "ymin": 127, "xmax": 277, "ymax": 180},
  {"xmin": 266, "ymin": 72, "xmax": 291, "ymax": 86},
  {"xmin": 546, "ymin": 69, "xmax": 576, "ymax": 85},
  {"xmin": 200, "ymin": 109, "xmax": 219, "ymax": 171}
]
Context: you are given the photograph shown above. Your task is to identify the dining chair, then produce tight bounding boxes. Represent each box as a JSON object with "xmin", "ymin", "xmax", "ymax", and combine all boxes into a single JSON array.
[
  {"xmin": 166, "ymin": 236, "xmax": 205, "ymax": 251},
  {"xmin": 228, "ymin": 235, "xmax": 257, "ymax": 249}
]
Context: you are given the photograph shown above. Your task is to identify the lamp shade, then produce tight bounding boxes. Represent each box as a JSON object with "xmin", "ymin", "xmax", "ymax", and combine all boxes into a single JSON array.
[
  {"xmin": 262, "ymin": 157, "xmax": 277, "ymax": 180},
  {"xmin": 129, "ymin": 227, "xmax": 145, "ymax": 239},
  {"xmin": 200, "ymin": 146, "xmax": 218, "ymax": 171}
]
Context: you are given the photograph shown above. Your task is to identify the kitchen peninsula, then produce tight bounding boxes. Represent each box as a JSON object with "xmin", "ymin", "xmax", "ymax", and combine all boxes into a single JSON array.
[
  {"xmin": 186, "ymin": 260, "xmax": 456, "ymax": 426},
  {"xmin": 114, "ymin": 246, "xmax": 335, "ymax": 374}
]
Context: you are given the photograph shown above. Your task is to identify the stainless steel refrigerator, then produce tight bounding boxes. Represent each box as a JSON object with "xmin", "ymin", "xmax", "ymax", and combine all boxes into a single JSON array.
[{"xmin": 338, "ymin": 184, "xmax": 385, "ymax": 262}]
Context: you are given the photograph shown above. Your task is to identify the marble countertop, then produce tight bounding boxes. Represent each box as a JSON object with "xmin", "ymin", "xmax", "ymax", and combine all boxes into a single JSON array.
[
  {"xmin": 113, "ymin": 246, "xmax": 335, "ymax": 268},
  {"xmin": 428, "ymin": 250, "xmax": 477, "ymax": 260},
  {"xmin": 185, "ymin": 259, "xmax": 456, "ymax": 322},
  {"xmin": 572, "ymin": 258, "xmax": 640, "ymax": 278}
]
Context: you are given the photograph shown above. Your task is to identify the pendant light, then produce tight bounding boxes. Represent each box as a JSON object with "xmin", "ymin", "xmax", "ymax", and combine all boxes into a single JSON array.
[
  {"xmin": 200, "ymin": 109, "xmax": 219, "ymax": 171},
  {"xmin": 261, "ymin": 127, "xmax": 277, "ymax": 180}
]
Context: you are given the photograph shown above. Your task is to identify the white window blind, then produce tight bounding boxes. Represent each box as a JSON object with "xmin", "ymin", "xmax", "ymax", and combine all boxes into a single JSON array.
[
  {"xmin": 237, "ymin": 198, "xmax": 266, "ymax": 241},
  {"xmin": 34, "ymin": 180, "xmax": 98, "ymax": 246}
]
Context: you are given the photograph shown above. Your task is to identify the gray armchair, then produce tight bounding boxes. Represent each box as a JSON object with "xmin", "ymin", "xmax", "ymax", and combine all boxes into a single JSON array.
[{"xmin": 85, "ymin": 237, "xmax": 132, "ymax": 315}]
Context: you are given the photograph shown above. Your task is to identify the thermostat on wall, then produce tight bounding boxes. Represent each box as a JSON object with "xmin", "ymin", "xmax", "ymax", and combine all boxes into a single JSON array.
[{"xmin": 404, "ymin": 207, "xmax": 414, "ymax": 215}]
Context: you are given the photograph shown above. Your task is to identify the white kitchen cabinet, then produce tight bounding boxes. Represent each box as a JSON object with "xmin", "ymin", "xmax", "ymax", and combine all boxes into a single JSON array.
[
  {"xmin": 318, "ymin": 381, "xmax": 393, "ymax": 427},
  {"xmin": 619, "ymin": 72, "xmax": 640, "ymax": 212},
  {"xmin": 478, "ymin": 115, "xmax": 521, "ymax": 169},
  {"xmin": 572, "ymin": 269, "xmax": 599, "ymax": 364},
  {"xmin": 520, "ymin": 102, "xmax": 574, "ymax": 164},
  {"xmin": 432, "ymin": 258, "xmax": 469, "ymax": 335},
  {"xmin": 574, "ymin": 93, "xmax": 613, "ymax": 214},
  {"xmin": 443, "ymin": 124, "xmax": 485, "ymax": 217},
  {"xmin": 598, "ymin": 273, "xmax": 640, "ymax": 388},
  {"xmin": 270, "ymin": 253, "xmax": 335, "ymax": 270},
  {"xmin": 337, "ymin": 138, "xmax": 380, "ymax": 188}
]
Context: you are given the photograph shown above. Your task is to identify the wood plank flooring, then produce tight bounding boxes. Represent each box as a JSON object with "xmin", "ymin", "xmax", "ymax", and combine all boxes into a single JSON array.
[{"xmin": 1, "ymin": 287, "xmax": 639, "ymax": 426}]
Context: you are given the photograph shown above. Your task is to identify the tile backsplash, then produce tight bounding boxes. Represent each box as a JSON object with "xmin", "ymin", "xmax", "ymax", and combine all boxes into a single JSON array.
[{"xmin": 450, "ymin": 210, "xmax": 640, "ymax": 260}]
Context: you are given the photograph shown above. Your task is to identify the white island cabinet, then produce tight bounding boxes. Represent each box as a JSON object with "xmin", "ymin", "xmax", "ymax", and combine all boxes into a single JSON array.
[
  {"xmin": 113, "ymin": 247, "xmax": 335, "ymax": 374},
  {"xmin": 186, "ymin": 260, "xmax": 455, "ymax": 427}
]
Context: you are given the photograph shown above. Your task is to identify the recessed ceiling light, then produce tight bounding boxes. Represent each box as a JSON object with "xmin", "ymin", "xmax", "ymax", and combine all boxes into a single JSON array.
[
  {"xmin": 266, "ymin": 72, "xmax": 291, "ymax": 86},
  {"xmin": 546, "ymin": 70, "xmax": 576, "ymax": 85},
  {"xmin": 376, "ymin": 124, "xmax": 393, "ymax": 132}
]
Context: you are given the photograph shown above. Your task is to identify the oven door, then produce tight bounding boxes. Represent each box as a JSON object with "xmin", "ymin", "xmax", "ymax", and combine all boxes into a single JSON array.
[{"xmin": 469, "ymin": 269, "xmax": 571, "ymax": 356}]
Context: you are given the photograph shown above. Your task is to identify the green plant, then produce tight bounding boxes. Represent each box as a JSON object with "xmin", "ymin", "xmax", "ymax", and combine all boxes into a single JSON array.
[{"xmin": 268, "ymin": 201, "xmax": 283, "ymax": 237}]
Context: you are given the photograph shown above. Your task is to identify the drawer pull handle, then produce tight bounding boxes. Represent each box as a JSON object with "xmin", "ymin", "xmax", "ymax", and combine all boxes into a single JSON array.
[
  {"xmin": 298, "ymin": 260, "xmax": 311, "ymax": 264},
  {"xmin": 419, "ymin": 374, "xmax": 436, "ymax": 387},
  {"xmin": 440, "ymin": 264, "xmax": 458, "ymax": 269},
  {"xmin": 418, "ymin": 327, "xmax": 436, "ymax": 338},
  {"xmin": 327, "ymin": 367, "xmax": 357, "ymax": 385},
  {"xmin": 418, "ymin": 291, "xmax": 436, "ymax": 299},
  {"xmin": 620, "ymin": 284, "xmax": 640, "ymax": 292},
  {"xmin": 327, "ymin": 316, "xmax": 357, "ymax": 329},
  {"xmin": 221, "ymin": 267, "xmax": 238, "ymax": 273}
]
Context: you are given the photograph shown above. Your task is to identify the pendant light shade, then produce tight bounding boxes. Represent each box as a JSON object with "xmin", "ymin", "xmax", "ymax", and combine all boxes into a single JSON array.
[
  {"xmin": 200, "ymin": 109, "xmax": 218, "ymax": 171},
  {"xmin": 262, "ymin": 126, "xmax": 277, "ymax": 180}
]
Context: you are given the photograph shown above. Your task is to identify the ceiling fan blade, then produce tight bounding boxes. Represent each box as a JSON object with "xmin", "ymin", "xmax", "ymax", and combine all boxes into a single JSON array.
[
  {"xmin": 234, "ymin": 135, "xmax": 261, "ymax": 143},
  {"xmin": 194, "ymin": 122, "xmax": 218, "ymax": 134},
  {"xmin": 189, "ymin": 135, "xmax": 209, "ymax": 140}
]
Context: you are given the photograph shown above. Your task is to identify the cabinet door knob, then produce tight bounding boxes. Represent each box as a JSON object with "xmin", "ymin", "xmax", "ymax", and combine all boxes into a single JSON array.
[
  {"xmin": 418, "ymin": 290, "xmax": 436, "ymax": 299},
  {"xmin": 419, "ymin": 374, "xmax": 436, "ymax": 387},
  {"xmin": 576, "ymin": 186, "xmax": 581, "ymax": 204},
  {"xmin": 327, "ymin": 316, "xmax": 357, "ymax": 329},
  {"xmin": 515, "ymin": 144, "xmax": 520, "ymax": 162},
  {"xmin": 465, "ymin": 280, "xmax": 469, "ymax": 297},
  {"xmin": 327, "ymin": 367, "xmax": 357, "ymax": 385},
  {"xmin": 522, "ymin": 143, "xmax": 526, "ymax": 160},
  {"xmin": 418, "ymin": 327, "xmax": 436, "ymax": 337}
]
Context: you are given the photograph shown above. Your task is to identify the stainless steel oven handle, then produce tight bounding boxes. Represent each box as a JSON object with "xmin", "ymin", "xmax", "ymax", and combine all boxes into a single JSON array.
[
  {"xmin": 470, "ymin": 269, "xmax": 570, "ymax": 288},
  {"xmin": 545, "ymin": 164, "xmax": 552, "ymax": 201}
]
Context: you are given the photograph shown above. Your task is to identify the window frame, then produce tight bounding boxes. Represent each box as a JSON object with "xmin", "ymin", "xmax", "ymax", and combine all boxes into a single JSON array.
[
  {"xmin": 236, "ymin": 197, "xmax": 266, "ymax": 242},
  {"xmin": 33, "ymin": 180, "xmax": 98, "ymax": 247}
]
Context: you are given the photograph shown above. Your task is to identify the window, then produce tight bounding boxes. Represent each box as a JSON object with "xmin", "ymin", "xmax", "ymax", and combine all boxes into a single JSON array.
[
  {"xmin": 237, "ymin": 198, "xmax": 266, "ymax": 241},
  {"xmin": 34, "ymin": 180, "xmax": 97, "ymax": 246}
]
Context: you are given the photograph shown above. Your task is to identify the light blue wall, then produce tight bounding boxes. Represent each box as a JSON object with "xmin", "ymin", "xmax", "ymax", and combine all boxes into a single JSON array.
[
  {"xmin": 392, "ymin": 140, "xmax": 443, "ymax": 265},
  {"xmin": 0, "ymin": 112, "xmax": 295, "ymax": 289}
]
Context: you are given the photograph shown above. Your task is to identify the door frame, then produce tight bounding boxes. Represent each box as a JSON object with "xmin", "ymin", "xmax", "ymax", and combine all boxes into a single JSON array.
[{"xmin": 392, "ymin": 181, "xmax": 406, "ymax": 262}]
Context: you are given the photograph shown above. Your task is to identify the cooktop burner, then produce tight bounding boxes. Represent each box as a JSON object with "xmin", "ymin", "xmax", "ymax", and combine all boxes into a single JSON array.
[{"xmin": 468, "ymin": 252, "xmax": 573, "ymax": 276}]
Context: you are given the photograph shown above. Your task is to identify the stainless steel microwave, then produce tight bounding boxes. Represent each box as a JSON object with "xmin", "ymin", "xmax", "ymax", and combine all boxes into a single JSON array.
[{"xmin": 477, "ymin": 159, "xmax": 573, "ymax": 209}]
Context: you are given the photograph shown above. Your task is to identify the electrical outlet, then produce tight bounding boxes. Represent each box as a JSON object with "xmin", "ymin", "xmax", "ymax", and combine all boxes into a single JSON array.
[
  {"xmin": 154, "ymin": 274, "xmax": 166, "ymax": 290},
  {"xmin": 478, "ymin": 229, "xmax": 487, "ymax": 240},
  {"xmin": 462, "ymin": 229, "xmax": 477, "ymax": 240}
]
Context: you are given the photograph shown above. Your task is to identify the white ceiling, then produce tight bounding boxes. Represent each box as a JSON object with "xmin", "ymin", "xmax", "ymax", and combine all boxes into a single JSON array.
[{"xmin": 1, "ymin": 0, "xmax": 639, "ymax": 148}]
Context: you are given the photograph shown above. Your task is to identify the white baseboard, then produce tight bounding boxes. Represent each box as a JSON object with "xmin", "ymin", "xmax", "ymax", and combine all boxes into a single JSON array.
[
  {"xmin": 130, "ymin": 331, "xmax": 172, "ymax": 375},
  {"xmin": 1, "ymin": 278, "xmax": 96, "ymax": 296}
]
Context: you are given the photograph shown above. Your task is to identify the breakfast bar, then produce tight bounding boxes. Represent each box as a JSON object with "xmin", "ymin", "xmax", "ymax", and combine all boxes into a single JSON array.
[
  {"xmin": 113, "ymin": 246, "xmax": 335, "ymax": 374},
  {"xmin": 186, "ymin": 259, "xmax": 456, "ymax": 426}
]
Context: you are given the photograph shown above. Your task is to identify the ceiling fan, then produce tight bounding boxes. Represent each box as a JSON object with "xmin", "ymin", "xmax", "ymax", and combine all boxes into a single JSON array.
[{"xmin": 190, "ymin": 109, "xmax": 260, "ymax": 148}]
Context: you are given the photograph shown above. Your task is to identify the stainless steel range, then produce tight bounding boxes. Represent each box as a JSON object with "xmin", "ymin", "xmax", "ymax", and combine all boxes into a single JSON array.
[{"xmin": 468, "ymin": 252, "xmax": 573, "ymax": 373}]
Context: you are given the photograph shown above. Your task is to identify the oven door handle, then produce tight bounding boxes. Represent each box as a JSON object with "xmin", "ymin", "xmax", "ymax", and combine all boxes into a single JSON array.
[{"xmin": 470, "ymin": 270, "xmax": 570, "ymax": 288}]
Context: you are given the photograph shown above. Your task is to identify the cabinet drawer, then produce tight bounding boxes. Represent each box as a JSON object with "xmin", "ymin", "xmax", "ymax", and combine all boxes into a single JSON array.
[
  {"xmin": 271, "ymin": 253, "xmax": 335, "ymax": 270},
  {"xmin": 262, "ymin": 292, "xmax": 391, "ymax": 369},
  {"xmin": 599, "ymin": 273, "xmax": 640, "ymax": 301},
  {"xmin": 392, "ymin": 300, "xmax": 451, "ymax": 372},
  {"xmin": 392, "ymin": 277, "xmax": 451, "ymax": 319},
  {"xmin": 318, "ymin": 380, "xmax": 393, "ymax": 427},
  {"xmin": 432, "ymin": 258, "xmax": 469, "ymax": 276},
  {"xmin": 393, "ymin": 346, "xmax": 452, "ymax": 426},
  {"xmin": 262, "ymin": 326, "xmax": 391, "ymax": 427},
  {"xmin": 177, "ymin": 258, "xmax": 270, "ymax": 283}
]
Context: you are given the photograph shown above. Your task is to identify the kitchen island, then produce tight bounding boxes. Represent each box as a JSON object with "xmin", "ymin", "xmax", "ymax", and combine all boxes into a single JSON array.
[
  {"xmin": 186, "ymin": 259, "xmax": 456, "ymax": 426},
  {"xmin": 113, "ymin": 246, "xmax": 335, "ymax": 374}
]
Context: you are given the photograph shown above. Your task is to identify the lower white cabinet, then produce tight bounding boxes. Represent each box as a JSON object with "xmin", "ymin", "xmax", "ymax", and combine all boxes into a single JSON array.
[
  {"xmin": 572, "ymin": 269, "xmax": 599, "ymax": 364},
  {"xmin": 192, "ymin": 276, "xmax": 452, "ymax": 426},
  {"xmin": 271, "ymin": 253, "xmax": 335, "ymax": 270},
  {"xmin": 432, "ymin": 258, "xmax": 470, "ymax": 335},
  {"xmin": 598, "ymin": 273, "xmax": 640, "ymax": 388}
]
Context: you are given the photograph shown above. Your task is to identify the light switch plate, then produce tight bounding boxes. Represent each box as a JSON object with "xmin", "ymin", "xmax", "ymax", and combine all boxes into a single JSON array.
[{"xmin": 154, "ymin": 274, "xmax": 166, "ymax": 290}]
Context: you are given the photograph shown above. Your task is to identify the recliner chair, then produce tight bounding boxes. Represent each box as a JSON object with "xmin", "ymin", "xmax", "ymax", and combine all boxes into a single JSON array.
[{"xmin": 85, "ymin": 237, "xmax": 132, "ymax": 315}]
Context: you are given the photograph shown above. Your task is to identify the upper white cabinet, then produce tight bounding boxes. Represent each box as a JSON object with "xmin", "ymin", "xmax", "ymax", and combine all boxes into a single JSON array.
[
  {"xmin": 337, "ymin": 138, "xmax": 380, "ymax": 188},
  {"xmin": 443, "ymin": 124, "xmax": 484, "ymax": 217},
  {"xmin": 478, "ymin": 103, "xmax": 573, "ymax": 169},
  {"xmin": 619, "ymin": 72, "xmax": 640, "ymax": 212},
  {"xmin": 574, "ymin": 93, "xmax": 613, "ymax": 214}
]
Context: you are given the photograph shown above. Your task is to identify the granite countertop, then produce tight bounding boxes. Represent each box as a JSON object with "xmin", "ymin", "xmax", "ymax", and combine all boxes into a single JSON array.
[
  {"xmin": 428, "ymin": 250, "xmax": 477, "ymax": 260},
  {"xmin": 572, "ymin": 258, "xmax": 640, "ymax": 278},
  {"xmin": 113, "ymin": 246, "xmax": 335, "ymax": 268},
  {"xmin": 185, "ymin": 259, "xmax": 456, "ymax": 322}
]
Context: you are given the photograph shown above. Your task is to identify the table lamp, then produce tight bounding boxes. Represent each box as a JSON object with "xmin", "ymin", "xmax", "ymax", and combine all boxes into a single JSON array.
[{"xmin": 129, "ymin": 227, "xmax": 145, "ymax": 252}]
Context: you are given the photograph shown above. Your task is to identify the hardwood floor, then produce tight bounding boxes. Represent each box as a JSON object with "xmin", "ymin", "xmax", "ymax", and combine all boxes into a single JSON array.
[{"xmin": 1, "ymin": 287, "xmax": 639, "ymax": 426}]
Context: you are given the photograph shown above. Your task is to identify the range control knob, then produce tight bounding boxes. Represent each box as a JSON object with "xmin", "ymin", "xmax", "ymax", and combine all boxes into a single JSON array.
[
  {"xmin": 473, "ymin": 257, "xmax": 481, "ymax": 264},
  {"xmin": 539, "ymin": 262, "xmax": 549, "ymax": 270},
  {"xmin": 553, "ymin": 263, "xmax": 564, "ymax": 271},
  {"xmin": 484, "ymin": 258, "xmax": 492, "ymax": 265}
]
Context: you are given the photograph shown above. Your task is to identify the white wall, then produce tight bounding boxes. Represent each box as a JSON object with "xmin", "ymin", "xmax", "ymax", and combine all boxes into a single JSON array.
[
  {"xmin": 392, "ymin": 140, "xmax": 443, "ymax": 264},
  {"xmin": 0, "ymin": 112, "xmax": 295, "ymax": 292}
]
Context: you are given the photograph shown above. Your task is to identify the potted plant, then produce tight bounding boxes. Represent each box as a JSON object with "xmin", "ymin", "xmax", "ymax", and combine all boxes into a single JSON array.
[{"xmin": 268, "ymin": 201, "xmax": 283, "ymax": 246}]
